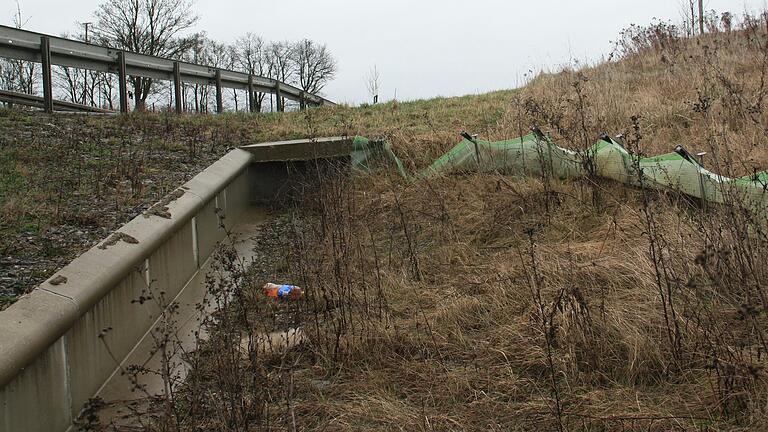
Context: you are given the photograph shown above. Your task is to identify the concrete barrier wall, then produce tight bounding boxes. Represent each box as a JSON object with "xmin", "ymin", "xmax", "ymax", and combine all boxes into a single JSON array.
[{"xmin": 0, "ymin": 149, "xmax": 254, "ymax": 432}]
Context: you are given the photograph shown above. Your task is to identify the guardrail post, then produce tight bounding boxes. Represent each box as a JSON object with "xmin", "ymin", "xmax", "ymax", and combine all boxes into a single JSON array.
[
  {"xmin": 215, "ymin": 70, "xmax": 223, "ymax": 114},
  {"xmin": 40, "ymin": 36, "xmax": 53, "ymax": 113},
  {"xmin": 274, "ymin": 82, "xmax": 283, "ymax": 112},
  {"xmin": 173, "ymin": 61, "xmax": 182, "ymax": 114},
  {"xmin": 247, "ymin": 75, "xmax": 254, "ymax": 113},
  {"xmin": 117, "ymin": 51, "xmax": 128, "ymax": 113}
]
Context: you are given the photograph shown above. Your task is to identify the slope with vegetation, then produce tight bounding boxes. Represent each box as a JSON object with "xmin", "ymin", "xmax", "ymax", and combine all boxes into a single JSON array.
[
  {"xmin": 167, "ymin": 14, "xmax": 768, "ymax": 431},
  {"xmin": 0, "ymin": 90, "xmax": 515, "ymax": 308},
  {"xmin": 4, "ymin": 10, "xmax": 768, "ymax": 432}
]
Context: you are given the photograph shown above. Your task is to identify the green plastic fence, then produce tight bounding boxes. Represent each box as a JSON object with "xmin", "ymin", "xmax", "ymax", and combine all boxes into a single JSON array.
[
  {"xmin": 352, "ymin": 136, "xmax": 408, "ymax": 178},
  {"xmin": 350, "ymin": 133, "xmax": 768, "ymax": 212}
]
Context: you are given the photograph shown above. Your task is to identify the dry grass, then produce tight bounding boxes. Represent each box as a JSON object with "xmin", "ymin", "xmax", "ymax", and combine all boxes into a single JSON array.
[
  {"xmin": 270, "ymin": 175, "xmax": 748, "ymax": 431},
  {"xmin": 158, "ymin": 176, "xmax": 766, "ymax": 430},
  {"xmin": 202, "ymin": 160, "xmax": 761, "ymax": 431},
  {"xmin": 11, "ymin": 11, "xmax": 768, "ymax": 431},
  {"xmin": 173, "ymin": 14, "xmax": 768, "ymax": 432},
  {"xmin": 512, "ymin": 20, "xmax": 768, "ymax": 176}
]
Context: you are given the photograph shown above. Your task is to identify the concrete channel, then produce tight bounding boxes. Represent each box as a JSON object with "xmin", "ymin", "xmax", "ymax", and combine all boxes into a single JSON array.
[{"xmin": 0, "ymin": 137, "xmax": 361, "ymax": 432}]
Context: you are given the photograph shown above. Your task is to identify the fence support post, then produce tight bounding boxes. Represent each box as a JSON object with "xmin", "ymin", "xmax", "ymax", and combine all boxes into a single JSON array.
[
  {"xmin": 247, "ymin": 75, "xmax": 255, "ymax": 113},
  {"xmin": 173, "ymin": 61, "xmax": 182, "ymax": 114},
  {"xmin": 40, "ymin": 36, "xmax": 53, "ymax": 114},
  {"xmin": 274, "ymin": 82, "xmax": 283, "ymax": 112},
  {"xmin": 215, "ymin": 70, "xmax": 223, "ymax": 114},
  {"xmin": 117, "ymin": 51, "xmax": 128, "ymax": 113}
]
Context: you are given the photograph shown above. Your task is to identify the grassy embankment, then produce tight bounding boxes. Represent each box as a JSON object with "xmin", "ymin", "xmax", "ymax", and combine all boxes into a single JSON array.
[
  {"xmin": 4, "ymin": 12, "xmax": 768, "ymax": 431},
  {"xmin": 0, "ymin": 88, "xmax": 515, "ymax": 308},
  {"xmin": 89, "ymin": 14, "xmax": 768, "ymax": 432}
]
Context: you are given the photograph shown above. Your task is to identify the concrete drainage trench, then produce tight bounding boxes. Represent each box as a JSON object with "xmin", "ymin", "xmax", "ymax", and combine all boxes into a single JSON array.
[
  {"xmin": 98, "ymin": 206, "xmax": 272, "ymax": 430},
  {"xmin": 0, "ymin": 137, "xmax": 363, "ymax": 432}
]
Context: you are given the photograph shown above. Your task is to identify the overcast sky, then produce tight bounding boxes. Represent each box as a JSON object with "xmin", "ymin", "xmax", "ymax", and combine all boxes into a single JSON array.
[{"xmin": 2, "ymin": 0, "xmax": 765, "ymax": 104}]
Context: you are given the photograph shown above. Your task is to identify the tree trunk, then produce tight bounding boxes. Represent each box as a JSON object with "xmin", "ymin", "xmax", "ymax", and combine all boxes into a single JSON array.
[
  {"xmin": 689, "ymin": 0, "xmax": 696, "ymax": 36},
  {"xmin": 133, "ymin": 77, "xmax": 145, "ymax": 111},
  {"xmin": 256, "ymin": 92, "xmax": 265, "ymax": 113},
  {"xmin": 131, "ymin": 76, "xmax": 153, "ymax": 111},
  {"xmin": 194, "ymin": 84, "xmax": 200, "ymax": 113}
]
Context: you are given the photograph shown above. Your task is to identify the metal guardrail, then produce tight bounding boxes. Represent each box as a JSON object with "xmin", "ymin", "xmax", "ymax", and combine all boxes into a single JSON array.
[
  {"xmin": 0, "ymin": 24, "xmax": 334, "ymax": 113},
  {"xmin": 0, "ymin": 89, "xmax": 114, "ymax": 113}
]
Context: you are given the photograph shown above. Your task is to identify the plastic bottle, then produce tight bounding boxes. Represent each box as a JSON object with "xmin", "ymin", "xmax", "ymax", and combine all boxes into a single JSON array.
[{"xmin": 263, "ymin": 283, "xmax": 303, "ymax": 300}]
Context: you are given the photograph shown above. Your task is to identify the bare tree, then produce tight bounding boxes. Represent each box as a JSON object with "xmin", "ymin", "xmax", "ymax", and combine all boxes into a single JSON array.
[
  {"xmin": 180, "ymin": 32, "xmax": 207, "ymax": 112},
  {"xmin": 201, "ymin": 38, "xmax": 232, "ymax": 112},
  {"xmin": 0, "ymin": 1, "xmax": 36, "ymax": 96},
  {"xmin": 677, "ymin": 0, "xmax": 696, "ymax": 36},
  {"xmin": 55, "ymin": 31, "xmax": 107, "ymax": 107},
  {"xmin": 227, "ymin": 43, "xmax": 240, "ymax": 111},
  {"xmin": 267, "ymin": 41, "xmax": 295, "ymax": 110},
  {"xmin": 97, "ymin": 72, "xmax": 117, "ymax": 109},
  {"xmin": 233, "ymin": 33, "xmax": 269, "ymax": 112},
  {"xmin": 178, "ymin": 35, "xmax": 233, "ymax": 112},
  {"xmin": 57, "ymin": 65, "xmax": 87, "ymax": 104},
  {"xmin": 93, "ymin": 0, "xmax": 198, "ymax": 110},
  {"xmin": 365, "ymin": 65, "xmax": 381, "ymax": 104},
  {"xmin": 291, "ymin": 39, "xmax": 337, "ymax": 97}
]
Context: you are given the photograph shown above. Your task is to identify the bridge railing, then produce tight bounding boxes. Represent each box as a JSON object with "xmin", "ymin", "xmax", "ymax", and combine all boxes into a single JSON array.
[{"xmin": 0, "ymin": 24, "xmax": 334, "ymax": 113}]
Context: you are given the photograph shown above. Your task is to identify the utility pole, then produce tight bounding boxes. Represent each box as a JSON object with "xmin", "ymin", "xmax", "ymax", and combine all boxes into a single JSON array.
[
  {"xmin": 698, "ymin": 0, "xmax": 704, "ymax": 35},
  {"xmin": 82, "ymin": 22, "xmax": 92, "ymax": 106}
]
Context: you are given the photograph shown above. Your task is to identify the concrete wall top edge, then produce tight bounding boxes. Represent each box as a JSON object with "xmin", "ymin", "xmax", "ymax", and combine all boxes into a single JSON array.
[
  {"xmin": 0, "ymin": 148, "xmax": 253, "ymax": 389},
  {"xmin": 183, "ymin": 150, "xmax": 252, "ymax": 203},
  {"xmin": 241, "ymin": 138, "xmax": 353, "ymax": 162},
  {"xmin": 241, "ymin": 136, "xmax": 347, "ymax": 148},
  {"xmin": 0, "ymin": 290, "xmax": 79, "ymax": 387},
  {"xmin": 37, "ymin": 191, "xmax": 203, "ymax": 309}
]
